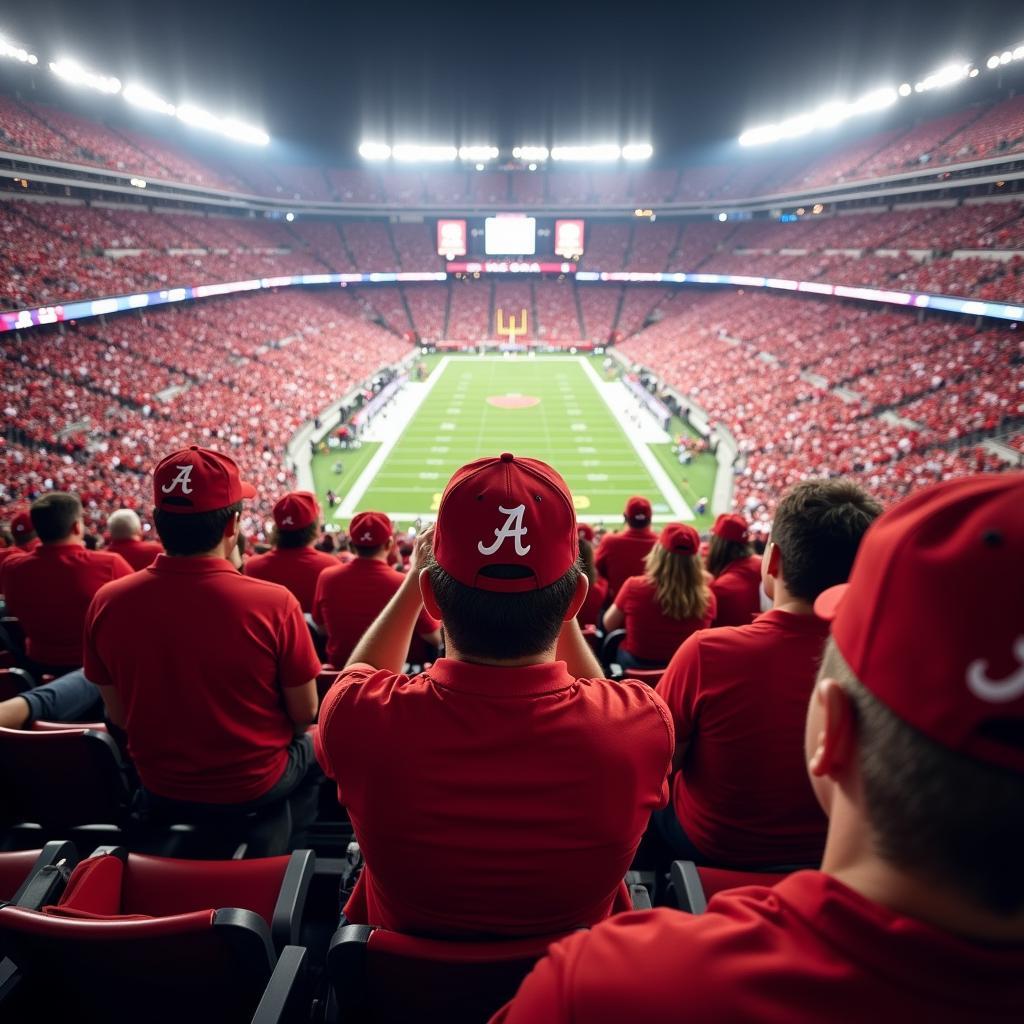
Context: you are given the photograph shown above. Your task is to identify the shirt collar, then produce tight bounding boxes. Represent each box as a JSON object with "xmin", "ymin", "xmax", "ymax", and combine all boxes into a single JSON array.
[
  {"xmin": 424, "ymin": 657, "xmax": 577, "ymax": 697},
  {"xmin": 149, "ymin": 554, "xmax": 239, "ymax": 575},
  {"xmin": 754, "ymin": 608, "xmax": 830, "ymax": 634}
]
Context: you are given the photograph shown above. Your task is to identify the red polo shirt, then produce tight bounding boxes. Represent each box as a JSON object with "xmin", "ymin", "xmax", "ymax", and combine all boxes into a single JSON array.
[
  {"xmin": 710, "ymin": 554, "xmax": 763, "ymax": 627},
  {"xmin": 576, "ymin": 574, "xmax": 608, "ymax": 629},
  {"xmin": 4, "ymin": 544, "xmax": 133, "ymax": 666},
  {"xmin": 656, "ymin": 610, "xmax": 830, "ymax": 866},
  {"xmin": 0, "ymin": 539, "xmax": 40, "ymax": 591},
  {"xmin": 616, "ymin": 575, "xmax": 716, "ymax": 665},
  {"xmin": 491, "ymin": 872, "xmax": 1024, "ymax": 1023},
  {"xmin": 594, "ymin": 527, "xmax": 656, "ymax": 600},
  {"xmin": 83, "ymin": 555, "xmax": 321, "ymax": 804},
  {"xmin": 313, "ymin": 557, "xmax": 438, "ymax": 667},
  {"xmin": 243, "ymin": 545, "xmax": 338, "ymax": 613},
  {"xmin": 315, "ymin": 658, "xmax": 674, "ymax": 937},
  {"xmin": 107, "ymin": 538, "xmax": 164, "ymax": 572}
]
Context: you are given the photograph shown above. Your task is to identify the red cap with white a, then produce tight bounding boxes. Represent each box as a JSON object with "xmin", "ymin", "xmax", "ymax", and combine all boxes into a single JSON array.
[
  {"xmin": 11, "ymin": 511, "xmax": 33, "ymax": 537},
  {"xmin": 815, "ymin": 473, "xmax": 1024, "ymax": 773},
  {"xmin": 350, "ymin": 511, "xmax": 393, "ymax": 548},
  {"xmin": 153, "ymin": 446, "xmax": 256, "ymax": 514},
  {"xmin": 434, "ymin": 453, "xmax": 578, "ymax": 593},
  {"xmin": 273, "ymin": 491, "xmax": 320, "ymax": 531},
  {"xmin": 624, "ymin": 495, "xmax": 652, "ymax": 524},
  {"xmin": 712, "ymin": 513, "xmax": 749, "ymax": 543}
]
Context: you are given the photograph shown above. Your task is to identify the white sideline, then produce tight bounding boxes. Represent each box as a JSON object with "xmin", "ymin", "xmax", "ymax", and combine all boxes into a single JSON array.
[
  {"xmin": 576, "ymin": 357, "xmax": 693, "ymax": 520},
  {"xmin": 335, "ymin": 357, "xmax": 451, "ymax": 519}
]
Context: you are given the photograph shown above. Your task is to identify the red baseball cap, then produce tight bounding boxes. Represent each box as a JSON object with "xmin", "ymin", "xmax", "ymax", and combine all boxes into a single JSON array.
[
  {"xmin": 273, "ymin": 491, "xmax": 320, "ymax": 531},
  {"xmin": 153, "ymin": 445, "xmax": 256, "ymax": 514},
  {"xmin": 659, "ymin": 522, "xmax": 700, "ymax": 555},
  {"xmin": 577, "ymin": 523, "xmax": 595, "ymax": 544},
  {"xmin": 712, "ymin": 513, "xmax": 749, "ymax": 543},
  {"xmin": 11, "ymin": 511, "xmax": 33, "ymax": 538},
  {"xmin": 815, "ymin": 473, "xmax": 1024, "ymax": 773},
  {"xmin": 624, "ymin": 496, "xmax": 652, "ymax": 524},
  {"xmin": 434, "ymin": 453, "xmax": 578, "ymax": 593},
  {"xmin": 350, "ymin": 511, "xmax": 393, "ymax": 548}
]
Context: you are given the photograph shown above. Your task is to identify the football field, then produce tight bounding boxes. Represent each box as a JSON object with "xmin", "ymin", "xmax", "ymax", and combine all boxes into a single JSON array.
[{"xmin": 312, "ymin": 355, "xmax": 717, "ymax": 530}]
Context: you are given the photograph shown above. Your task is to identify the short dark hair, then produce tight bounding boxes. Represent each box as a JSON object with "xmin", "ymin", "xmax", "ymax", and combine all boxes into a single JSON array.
[
  {"xmin": 426, "ymin": 558, "xmax": 581, "ymax": 661},
  {"xmin": 154, "ymin": 502, "xmax": 242, "ymax": 557},
  {"xmin": 353, "ymin": 543, "xmax": 388, "ymax": 558},
  {"xmin": 31, "ymin": 492, "xmax": 82, "ymax": 543},
  {"xmin": 821, "ymin": 640, "xmax": 1024, "ymax": 916},
  {"xmin": 706, "ymin": 535, "xmax": 753, "ymax": 578},
  {"xmin": 273, "ymin": 521, "xmax": 318, "ymax": 549},
  {"xmin": 769, "ymin": 480, "xmax": 881, "ymax": 601}
]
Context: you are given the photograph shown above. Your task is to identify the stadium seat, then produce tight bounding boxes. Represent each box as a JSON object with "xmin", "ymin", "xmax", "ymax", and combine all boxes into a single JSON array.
[
  {"xmin": 0, "ymin": 619, "xmax": 24, "ymax": 658},
  {"xmin": 30, "ymin": 719, "xmax": 107, "ymax": 733},
  {"xmin": 668, "ymin": 860, "xmax": 789, "ymax": 914},
  {"xmin": 0, "ymin": 726, "xmax": 132, "ymax": 836},
  {"xmin": 0, "ymin": 842, "xmax": 78, "ymax": 907},
  {"xmin": 324, "ymin": 923, "xmax": 577, "ymax": 1023},
  {"xmin": 600, "ymin": 628, "xmax": 626, "ymax": 673},
  {"xmin": 0, "ymin": 846, "xmax": 314, "ymax": 1022},
  {"xmin": 317, "ymin": 667, "xmax": 341, "ymax": 702},
  {"xmin": 0, "ymin": 669, "xmax": 32, "ymax": 702}
]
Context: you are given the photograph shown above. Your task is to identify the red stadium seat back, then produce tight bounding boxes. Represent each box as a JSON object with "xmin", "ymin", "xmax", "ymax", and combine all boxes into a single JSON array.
[
  {"xmin": 0, "ymin": 668, "xmax": 33, "ymax": 701},
  {"xmin": 30, "ymin": 719, "xmax": 107, "ymax": 733},
  {"xmin": 621, "ymin": 668, "xmax": 665, "ymax": 686},
  {"xmin": 317, "ymin": 668, "xmax": 341, "ymax": 702},
  {"xmin": 0, "ymin": 842, "xmax": 77, "ymax": 906},
  {"xmin": 0, "ymin": 727, "xmax": 132, "ymax": 830},
  {"xmin": 327, "ymin": 923, "xmax": 570, "ymax": 1023},
  {"xmin": 669, "ymin": 860, "xmax": 789, "ymax": 914},
  {"xmin": 0, "ymin": 617, "xmax": 25, "ymax": 657},
  {"xmin": 0, "ymin": 905, "xmax": 278, "ymax": 1023}
]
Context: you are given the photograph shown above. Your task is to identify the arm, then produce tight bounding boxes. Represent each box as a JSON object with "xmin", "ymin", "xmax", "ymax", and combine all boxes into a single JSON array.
[
  {"xmin": 556, "ymin": 618, "xmax": 603, "ymax": 679},
  {"xmin": 656, "ymin": 633, "xmax": 701, "ymax": 773},
  {"xmin": 283, "ymin": 679, "xmax": 318, "ymax": 733},
  {"xmin": 602, "ymin": 603, "xmax": 624, "ymax": 632},
  {"xmin": 347, "ymin": 527, "xmax": 433, "ymax": 673},
  {"xmin": 96, "ymin": 684, "xmax": 126, "ymax": 730}
]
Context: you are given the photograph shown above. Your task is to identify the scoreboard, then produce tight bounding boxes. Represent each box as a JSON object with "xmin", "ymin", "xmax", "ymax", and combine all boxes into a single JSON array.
[{"xmin": 436, "ymin": 216, "xmax": 586, "ymax": 259}]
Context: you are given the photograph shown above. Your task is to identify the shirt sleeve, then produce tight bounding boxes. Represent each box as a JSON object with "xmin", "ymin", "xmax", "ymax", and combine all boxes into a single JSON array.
[
  {"xmin": 703, "ymin": 587, "xmax": 718, "ymax": 626},
  {"xmin": 655, "ymin": 630, "xmax": 703, "ymax": 743},
  {"xmin": 82, "ymin": 592, "xmax": 113, "ymax": 689},
  {"xmin": 490, "ymin": 930, "xmax": 586, "ymax": 1023},
  {"xmin": 277, "ymin": 595, "xmax": 323, "ymax": 688},
  {"xmin": 314, "ymin": 663, "xmax": 379, "ymax": 791},
  {"xmin": 109, "ymin": 554, "xmax": 134, "ymax": 580},
  {"xmin": 312, "ymin": 572, "xmax": 327, "ymax": 627}
]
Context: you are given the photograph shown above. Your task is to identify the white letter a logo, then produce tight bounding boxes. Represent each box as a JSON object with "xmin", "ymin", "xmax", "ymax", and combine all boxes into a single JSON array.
[
  {"xmin": 161, "ymin": 465, "xmax": 195, "ymax": 495},
  {"xmin": 478, "ymin": 504, "xmax": 531, "ymax": 557}
]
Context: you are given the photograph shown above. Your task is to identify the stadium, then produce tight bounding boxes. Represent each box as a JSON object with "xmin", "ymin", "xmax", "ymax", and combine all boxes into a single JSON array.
[{"xmin": 0, "ymin": 2, "xmax": 1021, "ymax": 1021}]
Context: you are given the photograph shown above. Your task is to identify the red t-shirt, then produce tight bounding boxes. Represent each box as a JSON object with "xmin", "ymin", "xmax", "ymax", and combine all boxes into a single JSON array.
[
  {"xmin": 616, "ymin": 575, "xmax": 717, "ymax": 665},
  {"xmin": 243, "ymin": 545, "xmax": 338, "ymax": 614},
  {"xmin": 313, "ymin": 557, "xmax": 438, "ymax": 667},
  {"xmin": 315, "ymin": 658, "xmax": 674, "ymax": 937},
  {"xmin": 83, "ymin": 555, "xmax": 321, "ymax": 803},
  {"xmin": 4, "ymin": 544, "xmax": 133, "ymax": 666},
  {"xmin": 710, "ymin": 554, "xmax": 763, "ymax": 627},
  {"xmin": 491, "ymin": 872, "xmax": 1024, "ymax": 1023},
  {"xmin": 107, "ymin": 538, "xmax": 164, "ymax": 572},
  {"xmin": 0, "ymin": 539, "xmax": 41, "ymax": 592},
  {"xmin": 656, "ymin": 609, "xmax": 830, "ymax": 866},
  {"xmin": 576, "ymin": 574, "xmax": 608, "ymax": 629},
  {"xmin": 594, "ymin": 528, "xmax": 656, "ymax": 600}
]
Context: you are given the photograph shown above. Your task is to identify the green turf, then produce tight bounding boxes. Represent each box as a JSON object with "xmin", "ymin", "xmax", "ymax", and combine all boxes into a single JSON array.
[{"xmin": 313, "ymin": 355, "xmax": 717, "ymax": 531}]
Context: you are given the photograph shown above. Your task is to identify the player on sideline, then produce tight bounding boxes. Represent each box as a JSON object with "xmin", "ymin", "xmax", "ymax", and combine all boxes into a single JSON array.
[
  {"xmin": 594, "ymin": 495, "xmax": 657, "ymax": 600},
  {"xmin": 315, "ymin": 453, "xmax": 674, "ymax": 937},
  {"xmin": 492, "ymin": 472, "xmax": 1024, "ymax": 1023}
]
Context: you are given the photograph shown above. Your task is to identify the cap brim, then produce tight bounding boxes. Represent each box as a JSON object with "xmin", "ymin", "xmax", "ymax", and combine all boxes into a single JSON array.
[
  {"xmin": 814, "ymin": 583, "xmax": 849, "ymax": 622},
  {"xmin": 240, "ymin": 481, "xmax": 257, "ymax": 500}
]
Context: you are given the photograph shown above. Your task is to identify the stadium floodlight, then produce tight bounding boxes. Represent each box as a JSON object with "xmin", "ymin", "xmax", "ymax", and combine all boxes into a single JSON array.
[
  {"xmin": 49, "ymin": 58, "xmax": 121, "ymax": 94},
  {"xmin": 513, "ymin": 145, "xmax": 549, "ymax": 161},
  {"xmin": 176, "ymin": 104, "xmax": 268, "ymax": 145},
  {"xmin": 898, "ymin": 82, "xmax": 912, "ymax": 96},
  {"xmin": 358, "ymin": 141, "xmax": 391, "ymax": 160},
  {"xmin": 550, "ymin": 144, "xmax": 621, "ymax": 161},
  {"xmin": 123, "ymin": 83, "xmax": 176, "ymax": 116},
  {"xmin": 1016, "ymin": 45, "xmax": 1024, "ymax": 59},
  {"xmin": 458, "ymin": 145, "xmax": 499, "ymax": 162},
  {"xmin": 1000, "ymin": 50, "xmax": 1013, "ymax": 65},
  {"xmin": 914, "ymin": 61, "xmax": 970, "ymax": 92},
  {"xmin": 0, "ymin": 36, "xmax": 38, "ymax": 65},
  {"xmin": 622, "ymin": 143, "xmax": 654, "ymax": 160},
  {"xmin": 285, "ymin": 212, "xmax": 295, "ymax": 222},
  {"xmin": 987, "ymin": 55, "xmax": 1001, "ymax": 69},
  {"xmin": 392, "ymin": 144, "xmax": 458, "ymax": 162}
]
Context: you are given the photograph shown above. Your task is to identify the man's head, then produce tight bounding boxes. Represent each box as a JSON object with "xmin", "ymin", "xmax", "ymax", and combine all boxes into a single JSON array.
[
  {"xmin": 763, "ymin": 479, "xmax": 882, "ymax": 604},
  {"xmin": 624, "ymin": 495, "xmax": 652, "ymax": 530},
  {"xmin": 10, "ymin": 510, "xmax": 36, "ymax": 547},
  {"xmin": 806, "ymin": 473, "xmax": 1024, "ymax": 917},
  {"xmin": 151, "ymin": 446, "xmax": 255, "ymax": 558},
  {"xmin": 30, "ymin": 492, "xmax": 83, "ymax": 544},
  {"xmin": 424, "ymin": 453, "xmax": 586, "ymax": 662},
  {"xmin": 349, "ymin": 511, "xmax": 393, "ymax": 558},
  {"xmin": 107, "ymin": 508, "xmax": 143, "ymax": 542},
  {"xmin": 271, "ymin": 491, "xmax": 321, "ymax": 550}
]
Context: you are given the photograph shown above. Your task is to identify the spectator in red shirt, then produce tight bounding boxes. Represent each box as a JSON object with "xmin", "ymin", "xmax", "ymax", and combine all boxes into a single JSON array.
[
  {"xmin": 86, "ymin": 446, "xmax": 322, "ymax": 855},
  {"xmin": 603, "ymin": 523, "xmax": 716, "ymax": 669},
  {"xmin": 707, "ymin": 513, "xmax": 763, "ymax": 627},
  {"xmin": 0, "ymin": 510, "xmax": 41, "ymax": 590},
  {"xmin": 575, "ymin": 524, "xmax": 607, "ymax": 629},
  {"xmin": 106, "ymin": 508, "xmax": 163, "ymax": 571},
  {"xmin": 594, "ymin": 495, "xmax": 657, "ymax": 600},
  {"xmin": 315, "ymin": 454, "xmax": 674, "ymax": 937},
  {"xmin": 653, "ymin": 480, "xmax": 881, "ymax": 868},
  {"xmin": 313, "ymin": 511, "xmax": 440, "ymax": 667},
  {"xmin": 493, "ymin": 473, "xmax": 1024, "ymax": 1024},
  {"xmin": 244, "ymin": 491, "xmax": 338, "ymax": 614}
]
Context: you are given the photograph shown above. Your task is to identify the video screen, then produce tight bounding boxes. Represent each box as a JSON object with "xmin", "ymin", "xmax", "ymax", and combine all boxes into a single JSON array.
[
  {"xmin": 436, "ymin": 219, "xmax": 467, "ymax": 256},
  {"xmin": 484, "ymin": 215, "xmax": 537, "ymax": 255},
  {"xmin": 554, "ymin": 219, "xmax": 585, "ymax": 258}
]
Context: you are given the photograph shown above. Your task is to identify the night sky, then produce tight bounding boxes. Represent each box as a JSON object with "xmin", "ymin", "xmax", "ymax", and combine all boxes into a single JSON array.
[{"xmin": 2, "ymin": 0, "xmax": 1022, "ymax": 163}]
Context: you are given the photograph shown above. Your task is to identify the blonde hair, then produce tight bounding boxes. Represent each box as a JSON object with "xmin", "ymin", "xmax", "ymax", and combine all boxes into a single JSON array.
[{"xmin": 644, "ymin": 543, "xmax": 709, "ymax": 620}]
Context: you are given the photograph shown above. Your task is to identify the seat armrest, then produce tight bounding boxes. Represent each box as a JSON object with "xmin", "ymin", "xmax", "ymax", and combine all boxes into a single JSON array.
[
  {"xmin": 250, "ymin": 945, "xmax": 308, "ymax": 1024},
  {"xmin": 11, "ymin": 842, "xmax": 80, "ymax": 909},
  {"xmin": 627, "ymin": 882, "xmax": 652, "ymax": 911},
  {"xmin": 668, "ymin": 860, "xmax": 707, "ymax": 914},
  {"xmin": 271, "ymin": 850, "xmax": 315, "ymax": 952}
]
